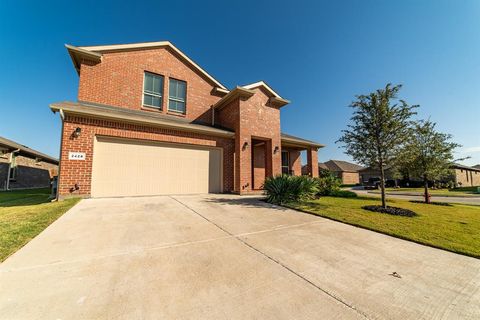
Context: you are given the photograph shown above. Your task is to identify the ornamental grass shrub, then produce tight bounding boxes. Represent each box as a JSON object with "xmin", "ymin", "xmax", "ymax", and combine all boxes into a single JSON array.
[{"xmin": 264, "ymin": 175, "xmax": 319, "ymax": 205}]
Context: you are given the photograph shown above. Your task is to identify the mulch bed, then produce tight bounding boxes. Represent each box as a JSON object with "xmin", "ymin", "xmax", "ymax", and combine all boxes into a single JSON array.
[{"xmin": 362, "ymin": 205, "xmax": 417, "ymax": 217}]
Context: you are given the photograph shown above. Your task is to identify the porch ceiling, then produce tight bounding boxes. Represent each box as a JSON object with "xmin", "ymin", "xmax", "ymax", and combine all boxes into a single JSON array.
[{"xmin": 281, "ymin": 133, "xmax": 325, "ymax": 149}]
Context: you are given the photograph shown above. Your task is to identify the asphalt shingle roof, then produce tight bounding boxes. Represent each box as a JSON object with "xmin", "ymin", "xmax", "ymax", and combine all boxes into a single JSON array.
[
  {"xmin": 319, "ymin": 160, "xmax": 364, "ymax": 172},
  {"xmin": 0, "ymin": 136, "xmax": 58, "ymax": 164}
]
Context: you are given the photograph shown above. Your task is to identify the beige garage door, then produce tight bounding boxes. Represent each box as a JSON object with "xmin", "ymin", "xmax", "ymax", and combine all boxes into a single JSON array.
[{"xmin": 91, "ymin": 136, "xmax": 222, "ymax": 198}]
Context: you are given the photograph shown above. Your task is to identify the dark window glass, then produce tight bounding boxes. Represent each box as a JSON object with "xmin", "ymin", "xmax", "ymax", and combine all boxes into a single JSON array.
[{"xmin": 281, "ymin": 151, "xmax": 290, "ymax": 175}]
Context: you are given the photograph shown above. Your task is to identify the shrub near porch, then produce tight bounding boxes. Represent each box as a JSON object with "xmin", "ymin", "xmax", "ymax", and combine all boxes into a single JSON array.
[{"xmin": 288, "ymin": 196, "xmax": 480, "ymax": 258}]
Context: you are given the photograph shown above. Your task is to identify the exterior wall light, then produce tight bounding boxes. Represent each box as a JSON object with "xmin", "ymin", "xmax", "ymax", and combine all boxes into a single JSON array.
[
  {"xmin": 242, "ymin": 141, "xmax": 249, "ymax": 151},
  {"xmin": 70, "ymin": 183, "xmax": 80, "ymax": 193},
  {"xmin": 72, "ymin": 127, "xmax": 82, "ymax": 138},
  {"xmin": 274, "ymin": 146, "xmax": 280, "ymax": 154}
]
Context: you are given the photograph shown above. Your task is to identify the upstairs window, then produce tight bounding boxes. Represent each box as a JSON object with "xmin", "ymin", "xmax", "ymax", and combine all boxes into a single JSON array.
[
  {"xmin": 168, "ymin": 79, "xmax": 186, "ymax": 113},
  {"xmin": 143, "ymin": 72, "xmax": 164, "ymax": 109}
]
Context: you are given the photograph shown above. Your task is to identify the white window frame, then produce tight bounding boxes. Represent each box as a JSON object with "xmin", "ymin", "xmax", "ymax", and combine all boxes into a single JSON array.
[
  {"xmin": 143, "ymin": 72, "xmax": 164, "ymax": 109},
  {"xmin": 168, "ymin": 78, "xmax": 187, "ymax": 114}
]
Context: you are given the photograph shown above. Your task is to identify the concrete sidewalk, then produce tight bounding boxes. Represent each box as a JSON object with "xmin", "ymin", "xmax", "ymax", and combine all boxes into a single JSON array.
[
  {"xmin": 351, "ymin": 188, "xmax": 480, "ymax": 205},
  {"xmin": 1, "ymin": 195, "xmax": 479, "ymax": 319}
]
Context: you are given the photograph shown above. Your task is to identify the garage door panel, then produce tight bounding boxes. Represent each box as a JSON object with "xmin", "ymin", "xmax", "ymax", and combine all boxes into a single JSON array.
[{"xmin": 91, "ymin": 137, "xmax": 222, "ymax": 198}]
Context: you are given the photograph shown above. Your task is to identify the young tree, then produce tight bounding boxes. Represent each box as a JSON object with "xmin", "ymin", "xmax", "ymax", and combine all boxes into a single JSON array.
[
  {"xmin": 400, "ymin": 120, "xmax": 461, "ymax": 203},
  {"xmin": 337, "ymin": 84, "xmax": 417, "ymax": 208}
]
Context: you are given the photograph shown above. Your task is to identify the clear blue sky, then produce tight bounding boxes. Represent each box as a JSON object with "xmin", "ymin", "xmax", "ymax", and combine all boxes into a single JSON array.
[{"xmin": 1, "ymin": 0, "xmax": 479, "ymax": 166}]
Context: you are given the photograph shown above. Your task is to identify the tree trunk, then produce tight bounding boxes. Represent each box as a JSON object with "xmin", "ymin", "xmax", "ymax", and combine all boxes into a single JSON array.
[
  {"xmin": 379, "ymin": 163, "xmax": 387, "ymax": 208},
  {"xmin": 424, "ymin": 175, "xmax": 430, "ymax": 204}
]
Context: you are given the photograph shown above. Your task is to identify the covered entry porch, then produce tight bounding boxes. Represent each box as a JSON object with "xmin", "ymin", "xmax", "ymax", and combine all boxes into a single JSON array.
[{"xmin": 244, "ymin": 133, "xmax": 324, "ymax": 193}]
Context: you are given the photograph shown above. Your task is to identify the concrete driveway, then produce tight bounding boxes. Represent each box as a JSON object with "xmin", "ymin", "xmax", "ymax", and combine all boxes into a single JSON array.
[{"xmin": 1, "ymin": 195, "xmax": 479, "ymax": 319}]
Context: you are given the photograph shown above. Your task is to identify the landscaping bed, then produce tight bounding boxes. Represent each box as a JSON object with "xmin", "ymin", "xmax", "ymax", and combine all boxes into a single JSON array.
[{"xmin": 362, "ymin": 205, "xmax": 417, "ymax": 217}]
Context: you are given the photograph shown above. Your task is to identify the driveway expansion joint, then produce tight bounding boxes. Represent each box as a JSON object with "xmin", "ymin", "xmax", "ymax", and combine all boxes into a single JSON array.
[{"xmin": 170, "ymin": 196, "xmax": 372, "ymax": 319}]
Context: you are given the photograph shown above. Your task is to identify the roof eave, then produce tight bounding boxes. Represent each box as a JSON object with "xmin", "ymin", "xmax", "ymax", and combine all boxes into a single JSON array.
[
  {"xmin": 269, "ymin": 96, "xmax": 290, "ymax": 108},
  {"xmin": 212, "ymin": 87, "xmax": 256, "ymax": 110},
  {"xmin": 0, "ymin": 138, "xmax": 59, "ymax": 164},
  {"xmin": 451, "ymin": 164, "xmax": 480, "ymax": 172},
  {"xmin": 281, "ymin": 137, "xmax": 325, "ymax": 149},
  {"xmin": 65, "ymin": 44, "xmax": 103, "ymax": 75},
  {"xmin": 50, "ymin": 102, "xmax": 235, "ymax": 139}
]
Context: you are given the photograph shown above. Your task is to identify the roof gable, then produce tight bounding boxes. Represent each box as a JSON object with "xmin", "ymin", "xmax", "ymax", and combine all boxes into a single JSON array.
[
  {"xmin": 239, "ymin": 81, "xmax": 290, "ymax": 108},
  {"xmin": 66, "ymin": 41, "xmax": 227, "ymax": 90},
  {"xmin": 242, "ymin": 81, "xmax": 283, "ymax": 98},
  {"xmin": 322, "ymin": 160, "xmax": 364, "ymax": 172}
]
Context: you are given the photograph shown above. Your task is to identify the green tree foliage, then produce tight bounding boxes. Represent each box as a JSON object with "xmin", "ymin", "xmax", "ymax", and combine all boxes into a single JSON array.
[
  {"xmin": 399, "ymin": 120, "xmax": 461, "ymax": 203},
  {"xmin": 337, "ymin": 84, "xmax": 418, "ymax": 208}
]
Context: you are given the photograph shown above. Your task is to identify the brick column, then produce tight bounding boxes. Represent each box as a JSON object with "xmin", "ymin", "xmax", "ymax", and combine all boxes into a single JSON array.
[
  {"xmin": 237, "ymin": 136, "xmax": 252, "ymax": 194},
  {"xmin": 306, "ymin": 147, "xmax": 319, "ymax": 178},
  {"xmin": 265, "ymin": 139, "xmax": 273, "ymax": 178},
  {"xmin": 271, "ymin": 138, "xmax": 282, "ymax": 177},
  {"xmin": 289, "ymin": 150, "xmax": 301, "ymax": 176}
]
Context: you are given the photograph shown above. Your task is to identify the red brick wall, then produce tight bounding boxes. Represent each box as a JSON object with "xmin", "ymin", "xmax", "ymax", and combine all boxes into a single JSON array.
[
  {"xmin": 59, "ymin": 116, "xmax": 235, "ymax": 198},
  {"xmin": 306, "ymin": 147, "xmax": 319, "ymax": 178},
  {"xmin": 288, "ymin": 150, "xmax": 302, "ymax": 176},
  {"xmin": 252, "ymin": 143, "xmax": 266, "ymax": 189},
  {"xmin": 237, "ymin": 88, "xmax": 282, "ymax": 193},
  {"xmin": 215, "ymin": 99, "xmax": 240, "ymax": 132},
  {"xmin": 214, "ymin": 88, "xmax": 282, "ymax": 193},
  {"xmin": 215, "ymin": 99, "xmax": 241, "ymax": 191},
  {"xmin": 78, "ymin": 47, "xmax": 222, "ymax": 124}
]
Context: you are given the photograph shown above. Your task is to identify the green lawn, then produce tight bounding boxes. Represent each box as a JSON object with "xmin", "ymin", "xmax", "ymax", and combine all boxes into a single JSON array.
[
  {"xmin": 288, "ymin": 196, "xmax": 480, "ymax": 258},
  {"xmin": 369, "ymin": 186, "xmax": 480, "ymax": 197},
  {"xmin": 0, "ymin": 188, "xmax": 80, "ymax": 262}
]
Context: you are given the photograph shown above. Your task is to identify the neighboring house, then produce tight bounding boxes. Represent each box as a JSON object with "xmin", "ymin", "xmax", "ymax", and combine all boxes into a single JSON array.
[
  {"xmin": 358, "ymin": 166, "xmax": 398, "ymax": 185},
  {"xmin": 359, "ymin": 163, "xmax": 480, "ymax": 188},
  {"xmin": 51, "ymin": 41, "xmax": 324, "ymax": 199},
  {"xmin": 0, "ymin": 136, "xmax": 58, "ymax": 190},
  {"xmin": 302, "ymin": 160, "xmax": 364, "ymax": 184},
  {"xmin": 450, "ymin": 164, "xmax": 480, "ymax": 187},
  {"xmin": 319, "ymin": 160, "xmax": 364, "ymax": 185}
]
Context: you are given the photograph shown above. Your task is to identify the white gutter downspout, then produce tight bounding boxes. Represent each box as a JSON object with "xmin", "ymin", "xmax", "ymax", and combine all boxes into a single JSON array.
[
  {"xmin": 54, "ymin": 109, "xmax": 65, "ymax": 200},
  {"xmin": 5, "ymin": 149, "xmax": 20, "ymax": 191}
]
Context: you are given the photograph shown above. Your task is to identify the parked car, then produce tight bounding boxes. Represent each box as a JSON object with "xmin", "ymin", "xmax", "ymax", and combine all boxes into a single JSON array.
[
  {"xmin": 363, "ymin": 178, "xmax": 381, "ymax": 190},
  {"xmin": 363, "ymin": 178, "xmax": 397, "ymax": 189}
]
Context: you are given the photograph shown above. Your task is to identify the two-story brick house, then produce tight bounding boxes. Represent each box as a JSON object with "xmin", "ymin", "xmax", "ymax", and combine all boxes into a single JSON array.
[{"xmin": 51, "ymin": 41, "xmax": 323, "ymax": 199}]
